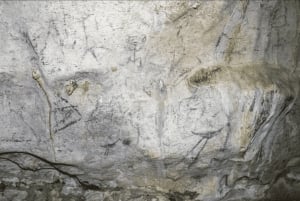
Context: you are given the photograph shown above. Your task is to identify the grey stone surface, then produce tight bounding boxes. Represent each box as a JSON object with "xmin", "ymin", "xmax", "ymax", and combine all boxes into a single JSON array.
[{"xmin": 0, "ymin": 1, "xmax": 299, "ymax": 200}]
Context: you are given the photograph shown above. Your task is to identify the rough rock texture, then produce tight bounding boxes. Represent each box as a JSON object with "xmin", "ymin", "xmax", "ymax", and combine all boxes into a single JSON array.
[{"xmin": 0, "ymin": 1, "xmax": 299, "ymax": 200}]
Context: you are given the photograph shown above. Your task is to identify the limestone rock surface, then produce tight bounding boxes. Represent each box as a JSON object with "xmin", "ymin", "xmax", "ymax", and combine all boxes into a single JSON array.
[{"xmin": 0, "ymin": 1, "xmax": 299, "ymax": 201}]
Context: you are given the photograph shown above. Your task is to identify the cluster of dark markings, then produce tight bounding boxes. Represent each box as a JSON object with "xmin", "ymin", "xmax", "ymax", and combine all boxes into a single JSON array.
[
  {"xmin": 126, "ymin": 35, "xmax": 146, "ymax": 66},
  {"xmin": 53, "ymin": 97, "xmax": 82, "ymax": 133}
]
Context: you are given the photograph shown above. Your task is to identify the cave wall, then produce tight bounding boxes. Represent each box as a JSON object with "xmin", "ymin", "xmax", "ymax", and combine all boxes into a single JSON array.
[{"xmin": 0, "ymin": 1, "xmax": 299, "ymax": 200}]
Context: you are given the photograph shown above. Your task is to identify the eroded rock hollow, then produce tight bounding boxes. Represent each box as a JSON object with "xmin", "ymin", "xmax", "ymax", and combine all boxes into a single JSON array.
[{"xmin": 0, "ymin": 1, "xmax": 299, "ymax": 200}]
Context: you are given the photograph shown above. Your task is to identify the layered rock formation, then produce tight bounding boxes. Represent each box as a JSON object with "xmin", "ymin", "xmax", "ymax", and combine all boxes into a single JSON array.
[{"xmin": 0, "ymin": 1, "xmax": 299, "ymax": 200}]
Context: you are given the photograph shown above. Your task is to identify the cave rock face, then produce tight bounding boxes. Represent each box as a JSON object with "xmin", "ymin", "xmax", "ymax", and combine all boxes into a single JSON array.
[{"xmin": 0, "ymin": 1, "xmax": 299, "ymax": 201}]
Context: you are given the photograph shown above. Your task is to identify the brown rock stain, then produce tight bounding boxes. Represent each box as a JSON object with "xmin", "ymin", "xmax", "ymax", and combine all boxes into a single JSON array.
[
  {"xmin": 80, "ymin": 80, "xmax": 90, "ymax": 95},
  {"xmin": 186, "ymin": 63, "xmax": 297, "ymax": 97},
  {"xmin": 224, "ymin": 23, "xmax": 242, "ymax": 64}
]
